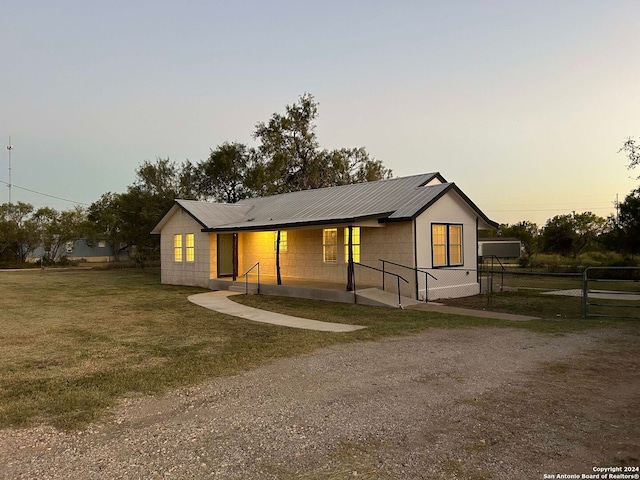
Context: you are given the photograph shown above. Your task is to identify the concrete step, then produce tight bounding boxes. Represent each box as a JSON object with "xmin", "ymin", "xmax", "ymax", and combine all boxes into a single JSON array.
[
  {"xmin": 355, "ymin": 288, "xmax": 422, "ymax": 309},
  {"xmin": 228, "ymin": 283, "xmax": 259, "ymax": 295}
]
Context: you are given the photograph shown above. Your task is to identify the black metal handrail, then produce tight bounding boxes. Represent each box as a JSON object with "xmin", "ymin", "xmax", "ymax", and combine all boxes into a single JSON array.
[
  {"xmin": 484, "ymin": 255, "xmax": 506, "ymax": 293},
  {"xmin": 241, "ymin": 262, "xmax": 260, "ymax": 295},
  {"xmin": 379, "ymin": 259, "xmax": 437, "ymax": 303},
  {"xmin": 354, "ymin": 262, "xmax": 409, "ymax": 309}
]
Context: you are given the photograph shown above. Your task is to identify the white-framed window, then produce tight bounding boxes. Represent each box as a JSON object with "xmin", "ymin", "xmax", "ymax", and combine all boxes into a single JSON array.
[
  {"xmin": 185, "ymin": 233, "xmax": 195, "ymax": 262},
  {"xmin": 323, "ymin": 228, "xmax": 337, "ymax": 263},
  {"xmin": 344, "ymin": 227, "xmax": 360, "ymax": 262},
  {"xmin": 174, "ymin": 234, "xmax": 183, "ymax": 262},
  {"xmin": 274, "ymin": 231, "xmax": 288, "ymax": 252},
  {"xmin": 98, "ymin": 240, "xmax": 106, "ymax": 248},
  {"xmin": 432, "ymin": 224, "xmax": 463, "ymax": 267},
  {"xmin": 65, "ymin": 241, "xmax": 74, "ymax": 253}
]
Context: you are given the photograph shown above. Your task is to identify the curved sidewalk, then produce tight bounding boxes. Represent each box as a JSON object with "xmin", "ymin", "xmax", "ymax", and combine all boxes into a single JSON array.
[{"xmin": 187, "ymin": 291, "xmax": 367, "ymax": 332}]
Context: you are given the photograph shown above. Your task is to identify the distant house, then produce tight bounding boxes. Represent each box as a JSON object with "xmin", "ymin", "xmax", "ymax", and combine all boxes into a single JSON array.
[
  {"xmin": 151, "ymin": 173, "xmax": 498, "ymax": 301},
  {"xmin": 28, "ymin": 239, "xmax": 128, "ymax": 263}
]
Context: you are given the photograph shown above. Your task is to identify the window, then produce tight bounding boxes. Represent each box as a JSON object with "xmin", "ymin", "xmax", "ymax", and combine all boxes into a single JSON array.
[
  {"xmin": 344, "ymin": 227, "xmax": 360, "ymax": 262},
  {"xmin": 432, "ymin": 225, "xmax": 447, "ymax": 267},
  {"xmin": 98, "ymin": 240, "xmax": 106, "ymax": 248},
  {"xmin": 323, "ymin": 228, "xmax": 337, "ymax": 263},
  {"xmin": 174, "ymin": 234, "xmax": 183, "ymax": 262},
  {"xmin": 432, "ymin": 224, "xmax": 463, "ymax": 267},
  {"xmin": 185, "ymin": 233, "xmax": 195, "ymax": 262},
  {"xmin": 274, "ymin": 231, "xmax": 288, "ymax": 252},
  {"xmin": 448, "ymin": 225, "xmax": 463, "ymax": 265}
]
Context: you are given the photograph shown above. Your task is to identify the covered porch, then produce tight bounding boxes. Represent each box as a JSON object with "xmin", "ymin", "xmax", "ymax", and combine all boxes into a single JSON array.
[
  {"xmin": 208, "ymin": 274, "xmax": 419, "ymax": 308},
  {"xmin": 209, "ymin": 222, "xmax": 417, "ymax": 300}
]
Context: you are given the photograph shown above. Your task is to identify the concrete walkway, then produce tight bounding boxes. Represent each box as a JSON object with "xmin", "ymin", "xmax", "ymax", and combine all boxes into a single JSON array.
[
  {"xmin": 407, "ymin": 303, "xmax": 538, "ymax": 321},
  {"xmin": 188, "ymin": 291, "xmax": 367, "ymax": 332}
]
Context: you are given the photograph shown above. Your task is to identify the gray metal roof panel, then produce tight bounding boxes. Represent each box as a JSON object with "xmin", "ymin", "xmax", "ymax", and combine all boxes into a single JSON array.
[
  {"xmin": 160, "ymin": 172, "xmax": 496, "ymax": 232},
  {"xmin": 230, "ymin": 173, "xmax": 440, "ymax": 224},
  {"xmin": 175, "ymin": 199, "xmax": 253, "ymax": 228}
]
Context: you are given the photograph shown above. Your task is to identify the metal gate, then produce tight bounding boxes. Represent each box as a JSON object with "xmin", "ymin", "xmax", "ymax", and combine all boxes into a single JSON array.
[{"xmin": 582, "ymin": 267, "xmax": 640, "ymax": 319}]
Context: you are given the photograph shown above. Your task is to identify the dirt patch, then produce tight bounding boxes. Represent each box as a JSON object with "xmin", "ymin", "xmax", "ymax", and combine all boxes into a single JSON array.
[{"xmin": 1, "ymin": 327, "xmax": 638, "ymax": 479}]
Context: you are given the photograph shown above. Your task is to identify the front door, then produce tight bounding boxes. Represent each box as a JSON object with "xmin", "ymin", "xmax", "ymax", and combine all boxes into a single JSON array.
[{"xmin": 217, "ymin": 234, "xmax": 235, "ymax": 277}]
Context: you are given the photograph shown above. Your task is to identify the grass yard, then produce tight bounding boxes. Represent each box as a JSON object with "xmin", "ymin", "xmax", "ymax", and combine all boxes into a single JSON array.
[{"xmin": 0, "ymin": 269, "xmax": 636, "ymax": 430}]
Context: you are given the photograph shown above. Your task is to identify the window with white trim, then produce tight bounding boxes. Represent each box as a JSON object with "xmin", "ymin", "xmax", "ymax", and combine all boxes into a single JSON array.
[
  {"xmin": 432, "ymin": 224, "xmax": 463, "ymax": 267},
  {"xmin": 174, "ymin": 234, "xmax": 183, "ymax": 262},
  {"xmin": 323, "ymin": 228, "xmax": 337, "ymax": 263},
  {"xmin": 344, "ymin": 227, "xmax": 360, "ymax": 262},
  {"xmin": 185, "ymin": 233, "xmax": 195, "ymax": 262}
]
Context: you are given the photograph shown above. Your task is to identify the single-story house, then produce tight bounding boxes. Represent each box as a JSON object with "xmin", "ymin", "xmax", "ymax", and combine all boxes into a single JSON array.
[{"xmin": 151, "ymin": 172, "xmax": 498, "ymax": 301}]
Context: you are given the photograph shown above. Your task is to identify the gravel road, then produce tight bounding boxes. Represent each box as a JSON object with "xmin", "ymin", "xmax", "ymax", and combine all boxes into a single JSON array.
[{"xmin": 1, "ymin": 327, "xmax": 638, "ymax": 479}]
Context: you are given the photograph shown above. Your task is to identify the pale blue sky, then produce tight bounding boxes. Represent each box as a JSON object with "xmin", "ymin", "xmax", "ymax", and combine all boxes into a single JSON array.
[{"xmin": 1, "ymin": 0, "xmax": 639, "ymax": 225}]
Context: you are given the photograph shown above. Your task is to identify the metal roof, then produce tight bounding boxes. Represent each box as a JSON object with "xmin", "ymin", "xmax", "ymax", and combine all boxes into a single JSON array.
[{"xmin": 152, "ymin": 172, "xmax": 498, "ymax": 233}]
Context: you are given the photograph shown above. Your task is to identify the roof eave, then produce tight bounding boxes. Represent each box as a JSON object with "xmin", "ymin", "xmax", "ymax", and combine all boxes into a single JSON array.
[{"xmin": 203, "ymin": 212, "xmax": 392, "ymax": 233}]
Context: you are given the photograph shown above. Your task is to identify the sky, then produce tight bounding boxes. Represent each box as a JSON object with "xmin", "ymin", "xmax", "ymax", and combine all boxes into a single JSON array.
[{"xmin": 1, "ymin": 0, "xmax": 639, "ymax": 226}]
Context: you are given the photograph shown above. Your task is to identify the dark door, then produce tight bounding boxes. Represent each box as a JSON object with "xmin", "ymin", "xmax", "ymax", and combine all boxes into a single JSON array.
[{"xmin": 217, "ymin": 234, "xmax": 234, "ymax": 277}]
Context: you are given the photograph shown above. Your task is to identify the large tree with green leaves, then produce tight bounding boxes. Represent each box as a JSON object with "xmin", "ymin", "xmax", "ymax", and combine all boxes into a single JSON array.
[
  {"xmin": 0, "ymin": 202, "xmax": 39, "ymax": 263},
  {"xmin": 195, "ymin": 142, "xmax": 252, "ymax": 203},
  {"xmin": 251, "ymin": 93, "xmax": 392, "ymax": 195},
  {"xmin": 541, "ymin": 212, "xmax": 607, "ymax": 258},
  {"xmin": 609, "ymin": 188, "xmax": 640, "ymax": 256},
  {"xmin": 88, "ymin": 157, "xmax": 197, "ymax": 264},
  {"xmin": 32, "ymin": 206, "xmax": 89, "ymax": 262}
]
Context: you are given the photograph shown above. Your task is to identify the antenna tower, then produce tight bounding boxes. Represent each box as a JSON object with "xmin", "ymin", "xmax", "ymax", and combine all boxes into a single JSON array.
[{"xmin": 6, "ymin": 137, "xmax": 13, "ymax": 204}]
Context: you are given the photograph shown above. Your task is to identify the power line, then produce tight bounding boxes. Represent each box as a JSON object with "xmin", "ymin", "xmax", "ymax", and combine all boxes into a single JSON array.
[{"xmin": 0, "ymin": 180, "xmax": 90, "ymax": 206}]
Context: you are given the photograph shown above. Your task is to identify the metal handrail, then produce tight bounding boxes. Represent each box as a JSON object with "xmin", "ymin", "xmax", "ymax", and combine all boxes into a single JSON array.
[
  {"xmin": 379, "ymin": 259, "xmax": 437, "ymax": 303},
  {"xmin": 354, "ymin": 262, "xmax": 409, "ymax": 309},
  {"xmin": 241, "ymin": 261, "xmax": 260, "ymax": 295},
  {"xmin": 484, "ymin": 255, "xmax": 506, "ymax": 293}
]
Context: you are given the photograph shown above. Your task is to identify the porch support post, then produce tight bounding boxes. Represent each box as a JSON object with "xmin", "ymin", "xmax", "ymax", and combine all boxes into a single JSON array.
[
  {"xmin": 232, "ymin": 233, "xmax": 238, "ymax": 281},
  {"xmin": 276, "ymin": 230, "xmax": 282, "ymax": 285},
  {"xmin": 346, "ymin": 225, "xmax": 354, "ymax": 291}
]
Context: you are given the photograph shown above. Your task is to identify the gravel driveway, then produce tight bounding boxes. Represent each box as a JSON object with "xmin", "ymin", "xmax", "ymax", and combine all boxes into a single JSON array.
[{"xmin": 1, "ymin": 327, "xmax": 638, "ymax": 479}]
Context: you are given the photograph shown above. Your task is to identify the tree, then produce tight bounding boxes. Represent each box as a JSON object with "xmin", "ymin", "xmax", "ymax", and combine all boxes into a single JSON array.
[
  {"xmin": 498, "ymin": 221, "xmax": 539, "ymax": 256},
  {"xmin": 87, "ymin": 192, "xmax": 124, "ymax": 255},
  {"xmin": 541, "ymin": 215, "xmax": 576, "ymax": 256},
  {"xmin": 88, "ymin": 158, "xmax": 193, "ymax": 265},
  {"xmin": 251, "ymin": 93, "xmax": 391, "ymax": 195},
  {"xmin": 0, "ymin": 202, "xmax": 37, "ymax": 263},
  {"xmin": 323, "ymin": 147, "xmax": 392, "ymax": 186},
  {"xmin": 616, "ymin": 188, "xmax": 640, "ymax": 255},
  {"xmin": 32, "ymin": 206, "xmax": 88, "ymax": 262},
  {"xmin": 252, "ymin": 93, "xmax": 321, "ymax": 194},
  {"xmin": 134, "ymin": 157, "xmax": 199, "ymax": 200},
  {"xmin": 196, "ymin": 142, "xmax": 252, "ymax": 203},
  {"xmin": 620, "ymin": 137, "xmax": 640, "ymax": 179},
  {"xmin": 0, "ymin": 202, "xmax": 42, "ymax": 263},
  {"xmin": 541, "ymin": 212, "xmax": 607, "ymax": 258}
]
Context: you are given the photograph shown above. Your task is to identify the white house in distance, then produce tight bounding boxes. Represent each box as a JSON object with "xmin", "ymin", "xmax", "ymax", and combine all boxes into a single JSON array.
[{"xmin": 151, "ymin": 173, "xmax": 498, "ymax": 302}]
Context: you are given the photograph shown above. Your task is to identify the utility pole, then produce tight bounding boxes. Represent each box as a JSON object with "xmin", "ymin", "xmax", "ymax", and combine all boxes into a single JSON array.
[
  {"xmin": 615, "ymin": 193, "xmax": 619, "ymax": 223},
  {"xmin": 6, "ymin": 136, "xmax": 13, "ymax": 204}
]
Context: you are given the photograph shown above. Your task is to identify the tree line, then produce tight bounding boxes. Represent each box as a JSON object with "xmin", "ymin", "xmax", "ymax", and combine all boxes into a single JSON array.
[
  {"xmin": 0, "ymin": 94, "xmax": 392, "ymax": 265},
  {"xmin": 494, "ymin": 138, "xmax": 640, "ymax": 262},
  {"xmin": 1, "ymin": 94, "xmax": 638, "ymax": 267}
]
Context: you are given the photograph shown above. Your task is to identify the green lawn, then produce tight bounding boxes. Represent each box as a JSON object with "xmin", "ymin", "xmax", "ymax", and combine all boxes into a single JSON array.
[{"xmin": 0, "ymin": 269, "xmax": 635, "ymax": 430}]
